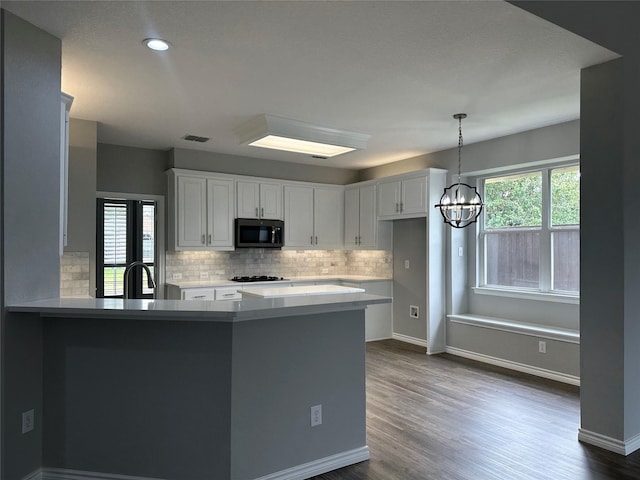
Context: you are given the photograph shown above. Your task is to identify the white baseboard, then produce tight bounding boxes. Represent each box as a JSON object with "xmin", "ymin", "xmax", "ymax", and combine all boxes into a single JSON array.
[
  {"xmin": 392, "ymin": 333, "xmax": 427, "ymax": 347},
  {"xmin": 254, "ymin": 446, "xmax": 370, "ymax": 480},
  {"xmin": 366, "ymin": 335, "xmax": 393, "ymax": 343},
  {"xmin": 445, "ymin": 346, "xmax": 580, "ymax": 386},
  {"xmin": 25, "ymin": 447, "xmax": 370, "ymax": 480},
  {"xmin": 578, "ymin": 429, "xmax": 640, "ymax": 456},
  {"xmin": 21, "ymin": 469, "xmax": 42, "ymax": 480},
  {"xmin": 37, "ymin": 468, "xmax": 166, "ymax": 480}
]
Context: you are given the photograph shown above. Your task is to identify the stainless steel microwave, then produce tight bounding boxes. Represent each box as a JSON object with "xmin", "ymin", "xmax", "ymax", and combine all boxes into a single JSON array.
[{"xmin": 235, "ymin": 218, "xmax": 284, "ymax": 248}]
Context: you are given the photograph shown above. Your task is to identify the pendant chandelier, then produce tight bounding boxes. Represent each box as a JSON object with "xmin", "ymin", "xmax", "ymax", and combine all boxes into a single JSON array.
[{"xmin": 435, "ymin": 113, "xmax": 483, "ymax": 228}]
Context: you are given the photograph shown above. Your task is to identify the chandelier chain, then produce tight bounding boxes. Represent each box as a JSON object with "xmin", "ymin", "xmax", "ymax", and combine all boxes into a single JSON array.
[{"xmin": 457, "ymin": 116, "xmax": 463, "ymax": 184}]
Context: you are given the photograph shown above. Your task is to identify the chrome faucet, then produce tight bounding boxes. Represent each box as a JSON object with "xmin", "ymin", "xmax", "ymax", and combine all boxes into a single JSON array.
[{"xmin": 123, "ymin": 261, "xmax": 156, "ymax": 299}]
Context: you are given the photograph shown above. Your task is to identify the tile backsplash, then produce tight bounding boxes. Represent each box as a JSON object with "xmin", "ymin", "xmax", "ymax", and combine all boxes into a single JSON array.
[
  {"xmin": 60, "ymin": 251, "xmax": 90, "ymax": 297},
  {"xmin": 166, "ymin": 249, "xmax": 392, "ymax": 283}
]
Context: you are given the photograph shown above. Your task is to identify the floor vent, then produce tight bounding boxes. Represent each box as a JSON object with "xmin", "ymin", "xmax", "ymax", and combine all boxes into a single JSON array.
[{"xmin": 183, "ymin": 134, "xmax": 210, "ymax": 143}]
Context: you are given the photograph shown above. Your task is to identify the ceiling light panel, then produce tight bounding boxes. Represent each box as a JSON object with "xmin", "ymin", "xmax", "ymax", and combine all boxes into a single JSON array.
[{"xmin": 235, "ymin": 114, "xmax": 369, "ymax": 158}]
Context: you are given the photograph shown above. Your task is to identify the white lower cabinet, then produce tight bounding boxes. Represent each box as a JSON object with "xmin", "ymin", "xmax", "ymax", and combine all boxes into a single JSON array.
[
  {"xmin": 342, "ymin": 280, "xmax": 393, "ymax": 341},
  {"xmin": 284, "ymin": 185, "xmax": 344, "ymax": 249}
]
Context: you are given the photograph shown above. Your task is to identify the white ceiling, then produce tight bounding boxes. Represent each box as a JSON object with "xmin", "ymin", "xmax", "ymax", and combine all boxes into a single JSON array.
[{"xmin": 3, "ymin": 1, "xmax": 617, "ymax": 170}]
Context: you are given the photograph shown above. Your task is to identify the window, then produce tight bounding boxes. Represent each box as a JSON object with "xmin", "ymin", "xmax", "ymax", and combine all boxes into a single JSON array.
[
  {"xmin": 479, "ymin": 164, "xmax": 579, "ymax": 295},
  {"xmin": 97, "ymin": 198, "xmax": 156, "ymax": 298}
]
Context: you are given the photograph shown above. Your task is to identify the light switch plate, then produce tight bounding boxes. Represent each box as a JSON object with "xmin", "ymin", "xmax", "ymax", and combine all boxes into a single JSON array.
[{"xmin": 22, "ymin": 409, "xmax": 34, "ymax": 434}]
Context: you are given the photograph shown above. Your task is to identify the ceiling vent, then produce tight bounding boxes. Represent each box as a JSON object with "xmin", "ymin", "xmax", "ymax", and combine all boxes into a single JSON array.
[{"xmin": 183, "ymin": 134, "xmax": 210, "ymax": 143}]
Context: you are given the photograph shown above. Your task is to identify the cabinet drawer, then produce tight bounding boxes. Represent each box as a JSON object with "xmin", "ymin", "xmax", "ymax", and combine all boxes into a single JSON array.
[
  {"xmin": 183, "ymin": 289, "xmax": 215, "ymax": 300},
  {"xmin": 214, "ymin": 288, "xmax": 242, "ymax": 300}
]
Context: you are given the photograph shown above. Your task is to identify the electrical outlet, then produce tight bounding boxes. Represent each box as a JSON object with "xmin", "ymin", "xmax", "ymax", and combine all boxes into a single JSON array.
[
  {"xmin": 172, "ymin": 272, "xmax": 182, "ymax": 281},
  {"xmin": 321, "ymin": 268, "xmax": 329, "ymax": 274},
  {"xmin": 311, "ymin": 404, "xmax": 322, "ymax": 427},
  {"xmin": 215, "ymin": 270, "xmax": 225, "ymax": 276},
  {"xmin": 539, "ymin": 340, "xmax": 547, "ymax": 354},
  {"xmin": 410, "ymin": 305, "xmax": 419, "ymax": 318},
  {"xmin": 458, "ymin": 247, "xmax": 464, "ymax": 257},
  {"xmin": 404, "ymin": 260, "xmax": 410, "ymax": 269},
  {"xmin": 22, "ymin": 409, "xmax": 34, "ymax": 434},
  {"xmin": 199, "ymin": 271, "xmax": 209, "ymax": 280}
]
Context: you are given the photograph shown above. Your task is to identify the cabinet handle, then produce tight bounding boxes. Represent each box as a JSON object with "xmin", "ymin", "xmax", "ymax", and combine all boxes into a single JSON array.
[
  {"xmin": 395, "ymin": 203, "xmax": 399, "ymax": 213},
  {"xmin": 355, "ymin": 235, "xmax": 358, "ymax": 244},
  {"xmin": 358, "ymin": 236, "xmax": 361, "ymax": 245},
  {"xmin": 400, "ymin": 202, "xmax": 403, "ymax": 212},
  {"xmin": 201, "ymin": 234, "xmax": 205, "ymax": 244},
  {"xmin": 315, "ymin": 236, "xmax": 318, "ymax": 245},
  {"xmin": 311, "ymin": 236, "xmax": 314, "ymax": 245},
  {"xmin": 193, "ymin": 295, "xmax": 206, "ymax": 299},
  {"xmin": 261, "ymin": 207, "xmax": 264, "ymax": 217},
  {"xmin": 208, "ymin": 234, "xmax": 212, "ymax": 244},
  {"xmin": 256, "ymin": 207, "xmax": 259, "ymax": 217}
]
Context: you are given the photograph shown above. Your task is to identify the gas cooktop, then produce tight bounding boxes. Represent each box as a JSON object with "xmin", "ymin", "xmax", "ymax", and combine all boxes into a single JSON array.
[{"xmin": 230, "ymin": 276, "xmax": 286, "ymax": 282}]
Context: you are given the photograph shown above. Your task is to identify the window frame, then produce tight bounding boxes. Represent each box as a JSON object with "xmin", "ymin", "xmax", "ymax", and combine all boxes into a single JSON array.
[{"xmin": 475, "ymin": 161, "xmax": 580, "ymax": 301}]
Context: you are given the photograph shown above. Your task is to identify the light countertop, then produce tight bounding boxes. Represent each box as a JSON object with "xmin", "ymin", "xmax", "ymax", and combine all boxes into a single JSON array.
[
  {"xmin": 242, "ymin": 284, "xmax": 365, "ymax": 299},
  {"xmin": 8, "ymin": 293, "xmax": 390, "ymax": 322}
]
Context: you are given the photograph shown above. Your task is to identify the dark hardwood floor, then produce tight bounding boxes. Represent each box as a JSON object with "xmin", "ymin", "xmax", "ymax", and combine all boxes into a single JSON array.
[{"xmin": 313, "ymin": 339, "xmax": 640, "ymax": 480}]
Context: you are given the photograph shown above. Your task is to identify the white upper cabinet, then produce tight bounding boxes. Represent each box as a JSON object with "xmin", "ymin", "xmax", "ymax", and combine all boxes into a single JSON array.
[
  {"xmin": 284, "ymin": 185, "xmax": 344, "ymax": 249},
  {"xmin": 168, "ymin": 170, "xmax": 234, "ymax": 251},
  {"xmin": 378, "ymin": 175, "xmax": 428, "ymax": 219},
  {"xmin": 236, "ymin": 181, "xmax": 283, "ymax": 220},
  {"xmin": 345, "ymin": 184, "xmax": 378, "ymax": 249}
]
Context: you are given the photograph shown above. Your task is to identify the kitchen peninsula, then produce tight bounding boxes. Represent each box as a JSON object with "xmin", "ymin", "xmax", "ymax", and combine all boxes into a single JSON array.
[{"xmin": 8, "ymin": 291, "xmax": 390, "ymax": 480}]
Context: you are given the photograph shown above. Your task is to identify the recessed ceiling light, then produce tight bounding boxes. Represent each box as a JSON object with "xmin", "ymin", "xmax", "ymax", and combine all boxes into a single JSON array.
[
  {"xmin": 143, "ymin": 38, "xmax": 171, "ymax": 51},
  {"xmin": 234, "ymin": 114, "xmax": 369, "ymax": 158}
]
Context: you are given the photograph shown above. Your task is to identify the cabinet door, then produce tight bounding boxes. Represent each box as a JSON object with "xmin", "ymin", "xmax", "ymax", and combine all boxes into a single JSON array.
[
  {"xmin": 259, "ymin": 182, "xmax": 283, "ymax": 220},
  {"xmin": 358, "ymin": 184, "xmax": 377, "ymax": 247},
  {"xmin": 401, "ymin": 176, "xmax": 427, "ymax": 215},
  {"xmin": 378, "ymin": 180, "xmax": 401, "ymax": 217},
  {"xmin": 177, "ymin": 176, "xmax": 207, "ymax": 247},
  {"xmin": 284, "ymin": 186, "xmax": 315, "ymax": 248},
  {"xmin": 207, "ymin": 178, "xmax": 234, "ymax": 248},
  {"xmin": 314, "ymin": 187, "xmax": 344, "ymax": 249},
  {"xmin": 236, "ymin": 181, "xmax": 260, "ymax": 219},
  {"xmin": 344, "ymin": 188, "xmax": 360, "ymax": 248}
]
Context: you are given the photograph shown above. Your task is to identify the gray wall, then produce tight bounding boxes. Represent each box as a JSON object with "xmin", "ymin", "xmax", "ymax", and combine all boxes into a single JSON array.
[
  {"xmin": 513, "ymin": 0, "xmax": 640, "ymax": 449},
  {"xmin": 392, "ymin": 218, "xmax": 427, "ymax": 341},
  {"xmin": 1, "ymin": 9, "xmax": 61, "ymax": 480},
  {"xmin": 67, "ymin": 119, "xmax": 97, "ymax": 295},
  {"xmin": 97, "ymin": 143, "xmax": 170, "ymax": 196},
  {"xmin": 230, "ymin": 310, "xmax": 366, "ymax": 479},
  {"xmin": 43, "ymin": 318, "xmax": 232, "ymax": 479},
  {"xmin": 170, "ymin": 147, "xmax": 359, "ymax": 185}
]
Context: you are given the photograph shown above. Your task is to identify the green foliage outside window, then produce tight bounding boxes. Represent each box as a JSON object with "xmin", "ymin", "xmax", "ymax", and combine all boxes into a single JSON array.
[
  {"xmin": 484, "ymin": 166, "xmax": 580, "ymax": 229},
  {"xmin": 551, "ymin": 166, "xmax": 580, "ymax": 226},
  {"xmin": 485, "ymin": 172, "xmax": 542, "ymax": 228}
]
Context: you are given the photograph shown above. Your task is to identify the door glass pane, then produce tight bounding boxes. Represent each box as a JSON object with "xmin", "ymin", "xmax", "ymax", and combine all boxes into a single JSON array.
[
  {"xmin": 103, "ymin": 203, "xmax": 127, "ymax": 265},
  {"xmin": 551, "ymin": 166, "xmax": 580, "ymax": 226},
  {"xmin": 485, "ymin": 231, "xmax": 540, "ymax": 289},
  {"xmin": 142, "ymin": 203, "xmax": 155, "ymax": 264},
  {"xmin": 552, "ymin": 230, "xmax": 580, "ymax": 292},
  {"xmin": 484, "ymin": 172, "xmax": 542, "ymax": 228},
  {"xmin": 103, "ymin": 266, "xmax": 125, "ymax": 297}
]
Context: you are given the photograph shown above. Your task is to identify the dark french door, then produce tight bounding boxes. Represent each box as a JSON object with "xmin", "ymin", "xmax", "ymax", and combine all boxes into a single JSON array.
[{"xmin": 96, "ymin": 198, "xmax": 156, "ymax": 298}]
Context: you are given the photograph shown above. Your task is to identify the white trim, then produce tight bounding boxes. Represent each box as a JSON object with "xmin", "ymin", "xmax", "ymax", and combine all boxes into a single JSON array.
[
  {"xmin": 465, "ymin": 154, "xmax": 580, "ymax": 178},
  {"xmin": 473, "ymin": 286, "xmax": 579, "ymax": 304},
  {"xmin": 39, "ymin": 468, "xmax": 166, "ymax": 480},
  {"xmin": 254, "ymin": 446, "xmax": 370, "ymax": 480},
  {"xmin": 392, "ymin": 333, "xmax": 427, "ymax": 347},
  {"xmin": 578, "ymin": 429, "xmax": 640, "ymax": 456},
  {"xmin": 445, "ymin": 346, "xmax": 580, "ymax": 386},
  {"xmin": 448, "ymin": 313, "xmax": 580, "ymax": 344}
]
